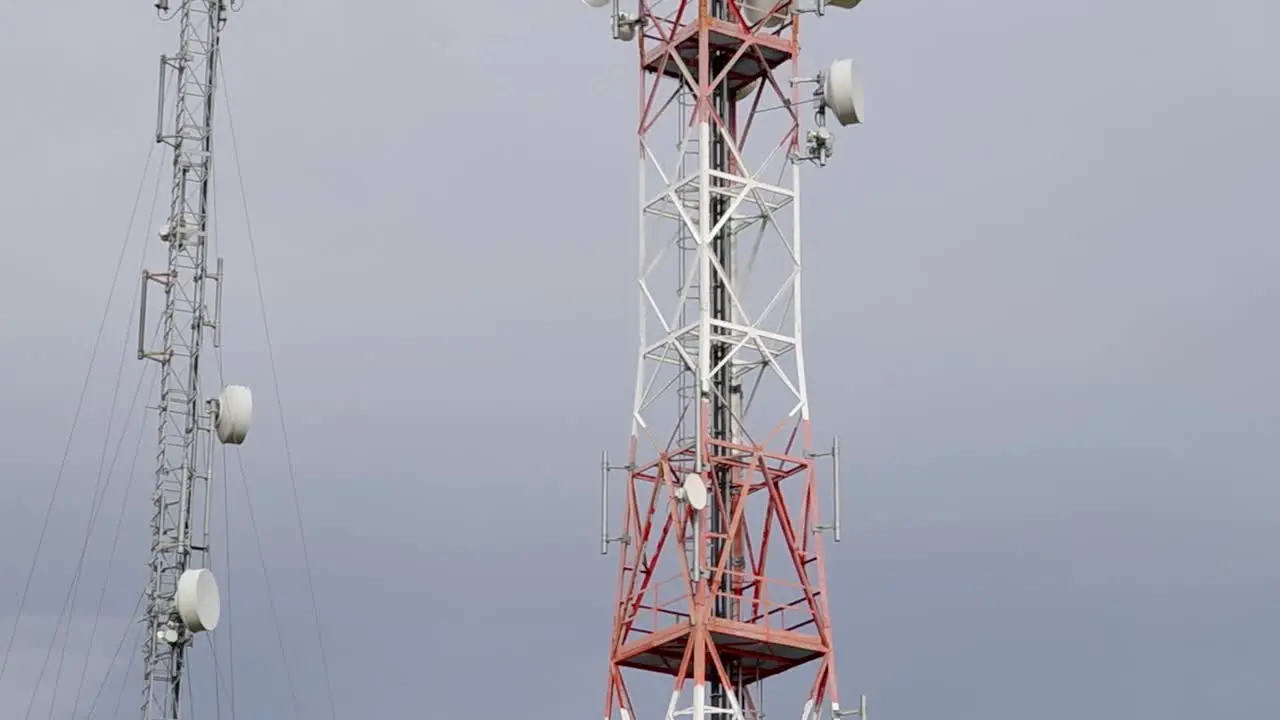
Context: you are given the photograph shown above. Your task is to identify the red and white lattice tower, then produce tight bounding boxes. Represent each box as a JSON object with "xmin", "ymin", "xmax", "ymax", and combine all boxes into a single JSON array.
[{"xmin": 591, "ymin": 2, "xmax": 868, "ymax": 720}]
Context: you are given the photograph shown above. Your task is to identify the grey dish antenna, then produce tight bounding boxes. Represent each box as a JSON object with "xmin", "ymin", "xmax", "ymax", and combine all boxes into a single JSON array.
[
  {"xmin": 677, "ymin": 473, "xmax": 708, "ymax": 511},
  {"xmin": 822, "ymin": 58, "xmax": 865, "ymax": 126},
  {"xmin": 741, "ymin": 0, "xmax": 789, "ymax": 26},
  {"xmin": 213, "ymin": 384, "xmax": 254, "ymax": 445},
  {"xmin": 175, "ymin": 567, "xmax": 222, "ymax": 633}
]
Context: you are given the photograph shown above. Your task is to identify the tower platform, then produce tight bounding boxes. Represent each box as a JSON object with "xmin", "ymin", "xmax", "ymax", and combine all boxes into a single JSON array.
[
  {"xmin": 615, "ymin": 618, "xmax": 828, "ymax": 681},
  {"xmin": 641, "ymin": 17, "xmax": 796, "ymax": 92}
]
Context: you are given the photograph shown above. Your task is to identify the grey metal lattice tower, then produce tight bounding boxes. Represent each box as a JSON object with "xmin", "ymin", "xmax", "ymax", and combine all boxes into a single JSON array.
[{"xmin": 138, "ymin": 1, "xmax": 253, "ymax": 718}]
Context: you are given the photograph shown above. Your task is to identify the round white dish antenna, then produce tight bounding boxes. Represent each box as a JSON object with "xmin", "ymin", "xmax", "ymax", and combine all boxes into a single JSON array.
[
  {"xmin": 741, "ymin": 0, "xmax": 790, "ymax": 26},
  {"xmin": 582, "ymin": 0, "xmax": 608, "ymax": 7},
  {"xmin": 214, "ymin": 384, "xmax": 253, "ymax": 445},
  {"xmin": 677, "ymin": 473, "xmax": 708, "ymax": 511},
  {"xmin": 822, "ymin": 58, "xmax": 864, "ymax": 126},
  {"xmin": 176, "ymin": 568, "xmax": 222, "ymax": 633}
]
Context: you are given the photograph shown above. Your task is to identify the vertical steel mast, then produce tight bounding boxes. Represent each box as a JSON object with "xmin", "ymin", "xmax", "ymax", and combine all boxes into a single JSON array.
[
  {"xmin": 705, "ymin": 4, "xmax": 736, "ymax": 717},
  {"xmin": 139, "ymin": 1, "xmax": 251, "ymax": 718},
  {"xmin": 593, "ymin": 2, "xmax": 869, "ymax": 720}
]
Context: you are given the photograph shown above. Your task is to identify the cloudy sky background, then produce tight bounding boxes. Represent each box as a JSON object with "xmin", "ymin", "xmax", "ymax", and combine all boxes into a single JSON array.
[{"xmin": 0, "ymin": 0, "xmax": 1277, "ymax": 718}]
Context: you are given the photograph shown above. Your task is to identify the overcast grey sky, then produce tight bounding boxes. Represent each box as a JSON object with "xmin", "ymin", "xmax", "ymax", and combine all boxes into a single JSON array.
[{"xmin": 1, "ymin": 0, "xmax": 1278, "ymax": 718}]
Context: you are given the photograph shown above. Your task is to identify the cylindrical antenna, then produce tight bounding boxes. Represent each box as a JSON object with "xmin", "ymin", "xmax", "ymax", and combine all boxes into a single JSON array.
[
  {"xmin": 832, "ymin": 435, "xmax": 842, "ymax": 543},
  {"xmin": 136, "ymin": 271, "xmax": 151, "ymax": 360},
  {"xmin": 154, "ymin": 56, "xmax": 168, "ymax": 142},
  {"xmin": 600, "ymin": 450, "xmax": 610, "ymax": 555},
  {"xmin": 212, "ymin": 257, "xmax": 224, "ymax": 347}
]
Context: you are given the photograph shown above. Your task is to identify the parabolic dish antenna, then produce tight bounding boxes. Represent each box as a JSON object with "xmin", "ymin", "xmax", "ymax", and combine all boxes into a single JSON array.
[
  {"xmin": 741, "ymin": 0, "xmax": 790, "ymax": 26},
  {"xmin": 582, "ymin": 0, "xmax": 609, "ymax": 7},
  {"xmin": 678, "ymin": 473, "xmax": 708, "ymax": 511},
  {"xmin": 214, "ymin": 384, "xmax": 253, "ymax": 445},
  {"xmin": 176, "ymin": 568, "xmax": 222, "ymax": 633},
  {"xmin": 823, "ymin": 58, "xmax": 865, "ymax": 126}
]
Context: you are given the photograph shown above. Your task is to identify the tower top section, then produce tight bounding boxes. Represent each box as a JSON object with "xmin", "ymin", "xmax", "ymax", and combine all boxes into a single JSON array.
[{"xmin": 582, "ymin": 0, "xmax": 868, "ymax": 165}]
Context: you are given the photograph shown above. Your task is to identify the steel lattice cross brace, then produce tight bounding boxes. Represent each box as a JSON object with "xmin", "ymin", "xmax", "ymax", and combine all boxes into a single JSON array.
[
  {"xmin": 631, "ymin": 2, "xmax": 811, "ymax": 447},
  {"xmin": 602, "ymin": 3, "xmax": 850, "ymax": 720}
]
